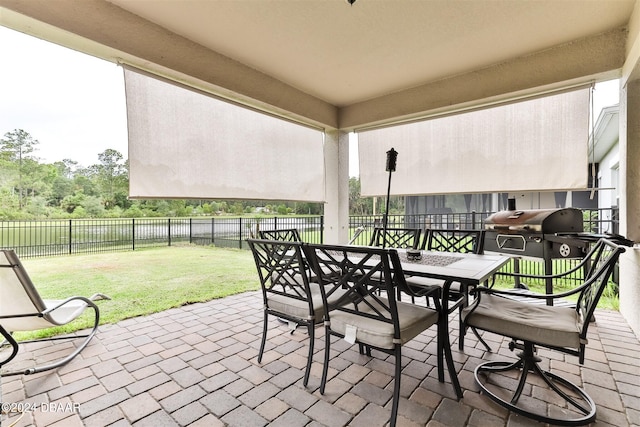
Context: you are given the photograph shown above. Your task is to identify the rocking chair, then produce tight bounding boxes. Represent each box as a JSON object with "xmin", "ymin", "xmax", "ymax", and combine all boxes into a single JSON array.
[{"xmin": 0, "ymin": 250, "xmax": 106, "ymax": 376}]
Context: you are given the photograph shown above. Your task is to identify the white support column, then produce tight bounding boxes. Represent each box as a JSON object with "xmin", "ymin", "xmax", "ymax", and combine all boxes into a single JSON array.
[
  {"xmin": 618, "ymin": 78, "xmax": 640, "ymax": 339},
  {"xmin": 620, "ymin": 80, "xmax": 640, "ymax": 241},
  {"xmin": 323, "ymin": 130, "xmax": 350, "ymax": 244}
]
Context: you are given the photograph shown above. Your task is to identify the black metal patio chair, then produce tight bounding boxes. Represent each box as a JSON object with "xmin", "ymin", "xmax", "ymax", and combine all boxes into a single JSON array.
[
  {"xmin": 303, "ymin": 243, "xmax": 462, "ymax": 427},
  {"xmin": 247, "ymin": 238, "xmax": 349, "ymax": 387},
  {"xmin": 461, "ymin": 238, "xmax": 625, "ymax": 425}
]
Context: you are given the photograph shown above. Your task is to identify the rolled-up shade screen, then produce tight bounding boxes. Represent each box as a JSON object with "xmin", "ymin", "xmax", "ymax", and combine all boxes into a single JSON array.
[
  {"xmin": 358, "ymin": 87, "xmax": 590, "ymax": 197},
  {"xmin": 124, "ymin": 66, "xmax": 325, "ymax": 202}
]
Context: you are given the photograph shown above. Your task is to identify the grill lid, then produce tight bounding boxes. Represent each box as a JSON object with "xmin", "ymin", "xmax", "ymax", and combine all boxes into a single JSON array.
[{"xmin": 484, "ymin": 208, "xmax": 583, "ymax": 234}]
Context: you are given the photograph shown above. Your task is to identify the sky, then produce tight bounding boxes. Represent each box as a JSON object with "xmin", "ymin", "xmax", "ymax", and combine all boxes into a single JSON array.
[
  {"xmin": 0, "ymin": 25, "xmax": 128, "ymax": 168},
  {"xmin": 0, "ymin": 25, "xmax": 622, "ymax": 174}
]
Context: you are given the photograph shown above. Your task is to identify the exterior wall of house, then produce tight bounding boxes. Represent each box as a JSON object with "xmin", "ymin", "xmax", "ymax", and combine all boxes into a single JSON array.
[
  {"xmin": 597, "ymin": 142, "xmax": 621, "ymax": 232},
  {"xmin": 406, "ymin": 189, "xmax": 594, "ymax": 216},
  {"xmin": 506, "ymin": 192, "xmax": 559, "ymax": 210},
  {"xmin": 619, "ymin": 77, "xmax": 640, "ymax": 340}
]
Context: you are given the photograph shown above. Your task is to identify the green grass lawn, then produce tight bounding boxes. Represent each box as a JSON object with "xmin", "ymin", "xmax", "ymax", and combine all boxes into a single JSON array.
[
  {"xmin": 12, "ymin": 244, "xmax": 619, "ymax": 340},
  {"xmin": 17, "ymin": 244, "xmax": 259, "ymax": 339}
]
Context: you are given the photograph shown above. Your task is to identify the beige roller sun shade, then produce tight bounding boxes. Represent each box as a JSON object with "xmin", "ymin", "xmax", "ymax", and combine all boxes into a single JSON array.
[
  {"xmin": 358, "ymin": 87, "xmax": 590, "ymax": 197},
  {"xmin": 124, "ymin": 66, "xmax": 326, "ymax": 202}
]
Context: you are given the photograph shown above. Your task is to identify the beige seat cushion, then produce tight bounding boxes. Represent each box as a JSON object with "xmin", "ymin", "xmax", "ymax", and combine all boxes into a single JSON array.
[
  {"xmin": 267, "ymin": 283, "xmax": 348, "ymax": 324},
  {"xmin": 329, "ymin": 298, "xmax": 439, "ymax": 349},
  {"xmin": 462, "ymin": 294, "xmax": 582, "ymax": 349}
]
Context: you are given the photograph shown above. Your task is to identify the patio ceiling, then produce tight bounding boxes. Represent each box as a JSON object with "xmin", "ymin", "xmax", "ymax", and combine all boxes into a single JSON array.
[{"xmin": 0, "ymin": 0, "xmax": 635, "ymax": 130}]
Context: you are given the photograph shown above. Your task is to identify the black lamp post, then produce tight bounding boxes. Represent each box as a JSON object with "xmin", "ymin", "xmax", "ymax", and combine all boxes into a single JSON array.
[{"xmin": 382, "ymin": 148, "xmax": 398, "ymax": 248}]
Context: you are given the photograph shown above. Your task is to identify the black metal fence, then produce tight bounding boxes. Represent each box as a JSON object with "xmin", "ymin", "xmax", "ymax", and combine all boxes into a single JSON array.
[
  {"xmin": 0, "ymin": 216, "xmax": 326, "ymax": 258},
  {"xmin": 0, "ymin": 207, "xmax": 619, "ymax": 262},
  {"xmin": 0, "ymin": 208, "xmax": 621, "ymax": 290}
]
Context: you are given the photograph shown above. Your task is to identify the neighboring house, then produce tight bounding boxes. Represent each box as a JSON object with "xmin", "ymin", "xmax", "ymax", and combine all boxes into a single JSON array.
[
  {"xmin": 405, "ymin": 104, "xmax": 620, "ymax": 230},
  {"xmin": 589, "ymin": 104, "xmax": 620, "ymax": 231}
]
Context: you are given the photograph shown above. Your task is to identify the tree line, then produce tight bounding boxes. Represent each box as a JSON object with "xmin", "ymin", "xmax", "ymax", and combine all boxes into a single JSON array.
[{"xmin": 0, "ymin": 129, "xmax": 403, "ymax": 220}]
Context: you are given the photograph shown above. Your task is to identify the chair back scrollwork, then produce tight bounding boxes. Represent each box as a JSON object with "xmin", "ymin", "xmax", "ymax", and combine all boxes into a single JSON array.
[
  {"xmin": 258, "ymin": 228, "xmax": 302, "ymax": 242},
  {"xmin": 422, "ymin": 228, "xmax": 485, "ymax": 254},
  {"xmin": 369, "ymin": 227, "xmax": 421, "ymax": 249}
]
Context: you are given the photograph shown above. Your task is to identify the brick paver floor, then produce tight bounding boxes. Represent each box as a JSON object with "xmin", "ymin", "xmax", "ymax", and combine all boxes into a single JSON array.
[{"xmin": 1, "ymin": 291, "xmax": 639, "ymax": 426}]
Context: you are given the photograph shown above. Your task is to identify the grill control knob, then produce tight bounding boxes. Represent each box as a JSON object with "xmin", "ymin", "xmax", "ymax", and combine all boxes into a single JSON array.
[{"xmin": 559, "ymin": 243, "xmax": 571, "ymax": 257}]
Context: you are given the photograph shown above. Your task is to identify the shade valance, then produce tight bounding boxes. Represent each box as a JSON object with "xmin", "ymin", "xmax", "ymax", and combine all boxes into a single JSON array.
[
  {"xmin": 124, "ymin": 66, "xmax": 326, "ymax": 202},
  {"xmin": 358, "ymin": 87, "xmax": 590, "ymax": 197}
]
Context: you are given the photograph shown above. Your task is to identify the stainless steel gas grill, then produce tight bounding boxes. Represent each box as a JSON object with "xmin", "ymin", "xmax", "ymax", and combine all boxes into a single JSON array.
[
  {"xmin": 484, "ymin": 208, "xmax": 585, "ymax": 257},
  {"xmin": 483, "ymin": 207, "xmax": 589, "ymax": 300}
]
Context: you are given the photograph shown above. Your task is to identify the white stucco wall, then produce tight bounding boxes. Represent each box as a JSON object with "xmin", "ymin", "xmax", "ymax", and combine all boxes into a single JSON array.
[
  {"xmin": 619, "ymin": 248, "xmax": 640, "ymax": 340},
  {"xmin": 323, "ymin": 130, "xmax": 350, "ymax": 244}
]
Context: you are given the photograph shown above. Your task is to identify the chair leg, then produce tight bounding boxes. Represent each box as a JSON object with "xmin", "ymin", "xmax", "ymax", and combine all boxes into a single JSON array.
[
  {"xmin": 471, "ymin": 326, "xmax": 492, "ymax": 352},
  {"xmin": 458, "ymin": 285, "xmax": 470, "ymax": 351},
  {"xmin": 320, "ymin": 327, "xmax": 331, "ymax": 395},
  {"xmin": 457, "ymin": 312, "xmax": 465, "ymax": 351},
  {"xmin": 303, "ymin": 323, "xmax": 314, "ymax": 387},
  {"xmin": 437, "ymin": 315, "xmax": 444, "ymax": 382},
  {"xmin": 389, "ymin": 346, "xmax": 402, "ymax": 427},
  {"xmin": 258, "ymin": 311, "xmax": 268, "ymax": 363},
  {"xmin": 437, "ymin": 311, "xmax": 462, "ymax": 399},
  {"xmin": 474, "ymin": 342, "xmax": 597, "ymax": 425}
]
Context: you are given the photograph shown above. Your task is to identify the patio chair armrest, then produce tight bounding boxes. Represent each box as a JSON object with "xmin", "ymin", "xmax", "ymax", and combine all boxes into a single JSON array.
[
  {"xmin": 471, "ymin": 284, "xmax": 582, "ymax": 301},
  {"xmin": 401, "ymin": 281, "xmax": 441, "ymax": 299},
  {"xmin": 498, "ymin": 262, "xmax": 586, "ymax": 281},
  {"xmin": 469, "ymin": 286, "xmax": 492, "ymax": 297},
  {"xmin": 41, "ymin": 295, "xmax": 99, "ymax": 316}
]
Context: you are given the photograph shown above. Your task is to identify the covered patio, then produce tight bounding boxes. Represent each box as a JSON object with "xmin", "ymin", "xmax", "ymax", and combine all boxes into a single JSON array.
[
  {"xmin": 1, "ymin": 1, "xmax": 639, "ymax": 331},
  {"xmin": 1, "ymin": 1, "xmax": 640, "ymax": 426},
  {"xmin": 1, "ymin": 291, "xmax": 638, "ymax": 426}
]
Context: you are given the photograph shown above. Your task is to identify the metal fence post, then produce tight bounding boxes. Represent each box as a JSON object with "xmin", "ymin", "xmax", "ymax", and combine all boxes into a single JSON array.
[
  {"xmin": 68, "ymin": 219, "xmax": 72, "ymax": 255},
  {"xmin": 239, "ymin": 217, "xmax": 243, "ymax": 249},
  {"xmin": 211, "ymin": 217, "xmax": 215, "ymax": 245},
  {"xmin": 189, "ymin": 218, "xmax": 193, "ymax": 244},
  {"xmin": 132, "ymin": 218, "xmax": 136, "ymax": 251},
  {"xmin": 320, "ymin": 215, "xmax": 324, "ymax": 244},
  {"xmin": 168, "ymin": 218, "xmax": 172, "ymax": 247}
]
